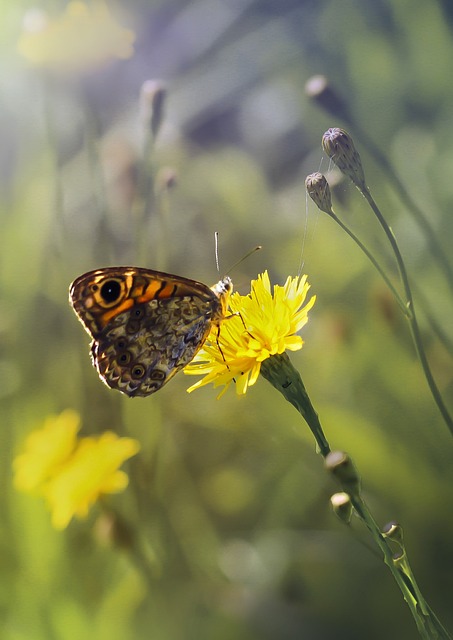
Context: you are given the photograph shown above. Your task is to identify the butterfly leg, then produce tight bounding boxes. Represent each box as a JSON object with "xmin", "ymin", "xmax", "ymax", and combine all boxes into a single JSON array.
[
  {"xmin": 224, "ymin": 311, "xmax": 255, "ymax": 341},
  {"xmin": 216, "ymin": 312, "xmax": 255, "ymax": 384},
  {"xmin": 215, "ymin": 323, "xmax": 228, "ymax": 366}
]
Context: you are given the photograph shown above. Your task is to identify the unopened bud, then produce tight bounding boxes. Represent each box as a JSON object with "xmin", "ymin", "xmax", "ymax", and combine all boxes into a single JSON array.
[
  {"xmin": 383, "ymin": 521, "xmax": 404, "ymax": 549},
  {"xmin": 330, "ymin": 492, "xmax": 352, "ymax": 524},
  {"xmin": 325, "ymin": 451, "xmax": 361, "ymax": 494},
  {"xmin": 140, "ymin": 80, "xmax": 166, "ymax": 137},
  {"xmin": 322, "ymin": 128, "xmax": 366, "ymax": 191},
  {"xmin": 305, "ymin": 75, "xmax": 352, "ymax": 125},
  {"xmin": 392, "ymin": 549, "xmax": 407, "ymax": 572},
  {"xmin": 305, "ymin": 172, "xmax": 333, "ymax": 214}
]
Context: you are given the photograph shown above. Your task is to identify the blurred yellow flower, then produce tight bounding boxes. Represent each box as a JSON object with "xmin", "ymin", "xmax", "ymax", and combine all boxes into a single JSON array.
[
  {"xmin": 13, "ymin": 409, "xmax": 80, "ymax": 492},
  {"xmin": 17, "ymin": 2, "xmax": 135, "ymax": 72},
  {"xmin": 13, "ymin": 410, "xmax": 140, "ymax": 529},
  {"xmin": 43, "ymin": 432, "xmax": 140, "ymax": 529},
  {"xmin": 185, "ymin": 271, "xmax": 316, "ymax": 397}
]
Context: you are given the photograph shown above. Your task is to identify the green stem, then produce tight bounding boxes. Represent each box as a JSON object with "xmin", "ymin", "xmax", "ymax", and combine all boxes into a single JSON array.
[
  {"xmin": 350, "ymin": 493, "xmax": 447, "ymax": 639},
  {"xmin": 82, "ymin": 100, "xmax": 112, "ymax": 264},
  {"xmin": 353, "ymin": 124, "xmax": 453, "ymax": 295},
  {"xmin": 42, "ymin": 82, "xmax": 65, "ymax": 236},
  {"xmin": 325, "ymin": 207, "xmax": 410, "ymax": 318},
  {"xmin": 134, "ymin": 131, "xmax": 156, "ymax": 265},
  {"xmin": 327, "ymin": 201, "xmax": 453, "ymax": 358},
  {"xmin": 260, "ymin": 353, "xmax": 451, "ymax": 639},
  {"xmin": 260, "ymin": 353, "xmax": 330, "ymax": 456},
  {"xmin": 397, "ymin": 553, "xmax": 452, "ymax": 638},
  {"xmin": 412, "ymin": 282, "xmax": 453, "ymax": 358},
  {"xmin": 360, "ymin": 187, "xmax": 453, "ymax": 437}
]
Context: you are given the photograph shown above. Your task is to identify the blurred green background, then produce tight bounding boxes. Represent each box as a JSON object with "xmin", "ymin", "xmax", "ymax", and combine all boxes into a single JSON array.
[{"xmin": 1, "ymin": 1, "xmax": 453, "ymax": 638}]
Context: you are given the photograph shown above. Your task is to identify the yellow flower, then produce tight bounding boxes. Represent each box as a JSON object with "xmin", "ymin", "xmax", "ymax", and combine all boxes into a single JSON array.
[
  {"xmin": 13, "ymin": 410, "xmax": 140, "ymax": 529},
  {"xmin": 185, "ymin": 271, "xmax": 316, "ymax": 397},
  {"xmin": 42, "ymin": 432, "xmax": 140, "ymax": 530},
  {"xmin": 13, "ymin": 409, "xmax": 80, "ymax": 492},
  {"xmin": 17, "ymin": 2, "xmax": 135, "ymax": 73}
]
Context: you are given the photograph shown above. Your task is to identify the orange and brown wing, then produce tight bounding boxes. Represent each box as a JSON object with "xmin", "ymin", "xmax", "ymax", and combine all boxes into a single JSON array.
[
  {"xmin": 69, "ymin": 267, "xmax": 218, "ymax": 338},
  {"xmin": 69, "ymin": 267, "xmax": 226, "ymax": 397}
]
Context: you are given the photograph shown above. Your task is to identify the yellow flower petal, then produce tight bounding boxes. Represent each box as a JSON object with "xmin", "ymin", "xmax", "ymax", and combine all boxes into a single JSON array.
[
  {"xmin": 13, "ymin": 409, "xmax": 80, "ymax": 493},
  {"xmin": 43, "ymin": 432, "xmax": 140, "ymax": 529}
]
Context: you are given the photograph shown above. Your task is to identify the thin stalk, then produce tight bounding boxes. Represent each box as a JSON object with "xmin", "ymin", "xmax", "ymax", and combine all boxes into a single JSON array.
[
  {"xmin": 361, "ymin": 187, "xmax": 453, "ymax": 437},
  {"xmin": 134, "ymin": 131, "xmax": 156, "ymax": 265},
  {"xmin": 353, "ymin": 124, "xmax": 453, "ymax": 295},
  {"xmin": 325, "ymin": 207, "xmax": 410, "ymax": 318},
  {"xmin": 412, "ymin": 282, "xmax": 453, "ymax": 358},
  {"xmin": 350, "ymin": 493, "xmax": 447, "ymax": 639}
]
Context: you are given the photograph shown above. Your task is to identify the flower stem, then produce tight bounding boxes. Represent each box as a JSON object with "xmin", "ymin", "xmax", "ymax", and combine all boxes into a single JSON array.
[
  {"xmin": 360, "ymin": 186, "xmax": 453, "ymax": 438},
  {"xmin": 348, "ymin": 490, "xmax": 449, "ymax": 639},
  {"xmin": 321, "ymin": 128, "xmax": 453, "ymax": 437},
  {"xmin": 260, "ymin": 353, "xmax": 331, "ymax": 456},
  {"xmin": 260, "ymin": 353, "xmax": 451, "ymax": 639},
  {"xmin": 351, "ymin": 124, "xmax": 453, "ymax": 295},
  {"xmin": 308, "ymin": 79, "xmax": 453, "ymax": 294},
  {"xmin": 324, "ymin": 207, "xmax": 411, "ymax": 318}
]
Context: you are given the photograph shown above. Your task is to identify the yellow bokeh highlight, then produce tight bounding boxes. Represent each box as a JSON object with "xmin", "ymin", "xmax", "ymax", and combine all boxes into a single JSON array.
[{"xmin": 17, "ymin": 2, "xmax": 135, "ymax": 73}]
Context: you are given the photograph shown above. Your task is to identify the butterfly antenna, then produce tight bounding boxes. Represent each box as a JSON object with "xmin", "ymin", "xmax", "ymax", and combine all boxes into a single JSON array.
[
  {"xmin": 214, "ymin": 231, "xmax": 220, "ymax": 275},
  {"xmin": 226, "ymin": 245, "xmax": 262, "ymax": 275},
  {"xmin": 214, "ymin": 232, "xmax": 261, "ymax": 275}
]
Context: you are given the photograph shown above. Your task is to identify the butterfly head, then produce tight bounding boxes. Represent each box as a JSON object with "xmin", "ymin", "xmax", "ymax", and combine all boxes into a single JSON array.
[{"xmin": 211, "ymin": 276, "xmax": 233, "ymax": 320}]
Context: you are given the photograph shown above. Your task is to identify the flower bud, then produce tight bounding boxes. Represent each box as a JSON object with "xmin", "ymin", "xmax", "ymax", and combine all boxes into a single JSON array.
[
  {"xmin": 140, "ymin": 80, "xmax": 166, "ymax": 137},
  {"xmin": 330, "ymin": 492, "xmax": 352, "ymax": 524},
  {"xmin": 305, "ymin": 75, "xmax": 352, "ymax": 125},
  {"xmin": 383, "ymin": 521, "xmax": 404, "ymax": 549},
  {"xmin": 305, "ymin": 172, "xmax": 333, "ymax": 214},
  {"xmin": 391, "ymin": 549, "xmax": 407, "ymax": 571},
  {"xmin": 325, "ymin": 451, "xmax": 361, "ymax": 494},
  {"xmin": 322, "ymin": 128, "xmax": 366, "ymax": 191}
]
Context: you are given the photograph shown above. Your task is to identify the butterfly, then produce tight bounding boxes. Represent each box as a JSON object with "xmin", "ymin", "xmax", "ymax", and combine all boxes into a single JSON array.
[{"xmin": 69, "ymin": 267, "xmax": 232, "ymax": 397}]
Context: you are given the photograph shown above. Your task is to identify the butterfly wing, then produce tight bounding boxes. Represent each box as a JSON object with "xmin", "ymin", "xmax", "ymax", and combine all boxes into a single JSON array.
[{"xmin": 69, "ymin": 267, "xmax": 224, "ymax": 397}]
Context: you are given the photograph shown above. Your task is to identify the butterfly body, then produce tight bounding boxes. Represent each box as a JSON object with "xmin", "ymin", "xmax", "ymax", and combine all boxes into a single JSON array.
[{"xmin": 69, "ymin": 267, "xmax": 232, "ymax": 397}]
